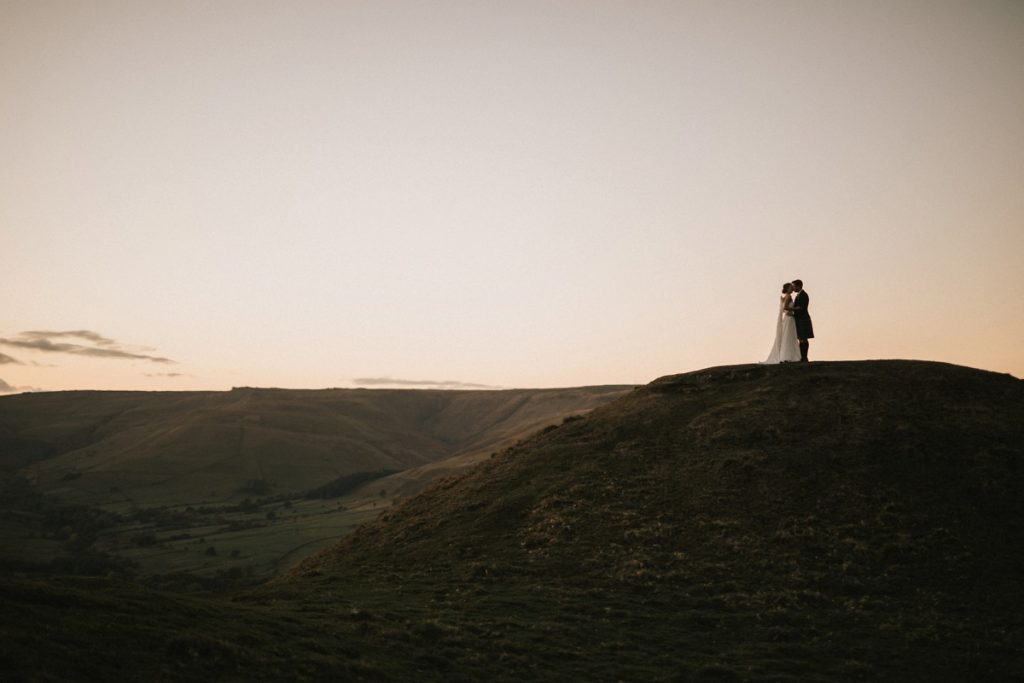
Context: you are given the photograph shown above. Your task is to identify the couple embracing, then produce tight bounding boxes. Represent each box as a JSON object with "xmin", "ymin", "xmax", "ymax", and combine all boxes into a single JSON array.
[{"xmin": 762, "ymin": 279, "xmax": 814, "ymax": 364}]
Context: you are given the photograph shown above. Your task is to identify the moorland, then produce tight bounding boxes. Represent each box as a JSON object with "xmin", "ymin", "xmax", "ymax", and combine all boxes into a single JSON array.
[
  {"xmin": 1, "ymin": 361, "xmax": 1022, "ymax": 681},
  {"xmin": 0, "ymin": 385, "xmax": 630, "ymax": 584}
]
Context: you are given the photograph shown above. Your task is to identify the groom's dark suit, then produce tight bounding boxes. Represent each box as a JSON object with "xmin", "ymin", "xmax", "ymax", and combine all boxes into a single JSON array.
[{"xmin": 793, "ymin": 290, "xmax": 814, "ymax": 340}]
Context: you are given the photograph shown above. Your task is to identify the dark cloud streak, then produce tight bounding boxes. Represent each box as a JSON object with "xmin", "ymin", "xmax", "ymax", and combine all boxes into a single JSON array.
[
  {"xmin": 353, "ymin": 377, "xmax": 501, "ymax": 390},
  {"xmin": 0, "ymin": 352, "xmax": 21, "ymax": 365},
  {"xmin": 22, "ymin": 330, "xmax": 117, "ymax": 347},
  {"xmin": 0, "ymin": 330, "xmax": 175, "ymax": 364}
]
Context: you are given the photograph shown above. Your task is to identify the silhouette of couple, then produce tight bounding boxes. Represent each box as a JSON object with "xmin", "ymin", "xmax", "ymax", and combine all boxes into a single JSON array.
[{"xmin": 762, "ymin": 279, "xmax": 814, "ymax": 364}]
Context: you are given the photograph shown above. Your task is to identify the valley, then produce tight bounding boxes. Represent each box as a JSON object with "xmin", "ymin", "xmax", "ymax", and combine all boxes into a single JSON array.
[{"xmin": 0, "ymin": 385, "xmax": 631, "ymax": 583}]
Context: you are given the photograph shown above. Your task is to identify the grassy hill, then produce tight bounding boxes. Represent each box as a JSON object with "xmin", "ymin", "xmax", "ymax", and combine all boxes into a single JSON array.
[
  {"xmin": 0, "ymin": 386, "xmax": 629, "ymax": 581},
  {"xmin": 0, "ymin": 386, "xmax": 630, "ymax": 508},
  {"xmin": 1, "ymin": 361, "xmax": 1022, "ymax": 681}
]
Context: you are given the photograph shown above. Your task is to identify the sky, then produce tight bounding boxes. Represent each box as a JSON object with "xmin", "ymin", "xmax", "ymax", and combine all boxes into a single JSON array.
[{"xmin": 2, "ymin": 0, "xmax": 1022, "ymax": 393}]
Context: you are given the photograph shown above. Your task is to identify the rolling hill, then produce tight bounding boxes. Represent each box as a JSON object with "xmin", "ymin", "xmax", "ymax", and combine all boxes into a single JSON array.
[
  {"xmin": 0, "ymin": 385, "xmax": 631, "ymax": 508},
  {"xmin": 0, "ymin": 385, "xmax": 631, "ymax": 580},
  {"xmin": 1, "ymin": 361, "xmax": 1022, "ymax": 681}
]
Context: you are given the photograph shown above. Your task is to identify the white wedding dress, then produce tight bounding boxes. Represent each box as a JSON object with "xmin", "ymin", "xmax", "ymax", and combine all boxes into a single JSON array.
[{"xmin": 761, "ymin": 295, "xmax": 801, "ymax": 364}]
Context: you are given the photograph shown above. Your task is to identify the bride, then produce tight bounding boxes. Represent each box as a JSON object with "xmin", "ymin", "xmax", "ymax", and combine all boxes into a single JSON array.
[{"xmin": 761, "ymin": 282, "xmax": 801, "ymax": 364}]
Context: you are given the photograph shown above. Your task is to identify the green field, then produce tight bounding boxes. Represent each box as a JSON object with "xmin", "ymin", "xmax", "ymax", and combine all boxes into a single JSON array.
[{"xmin": 99, "ymin": 499, "xmax": 381, "ymax": 580}]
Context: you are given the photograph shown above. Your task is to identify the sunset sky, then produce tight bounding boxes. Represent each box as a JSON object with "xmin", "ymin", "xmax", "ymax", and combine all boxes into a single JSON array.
[{"xmin": 2, "ymin": 0, "xmax": 1022, "ymax": 394}]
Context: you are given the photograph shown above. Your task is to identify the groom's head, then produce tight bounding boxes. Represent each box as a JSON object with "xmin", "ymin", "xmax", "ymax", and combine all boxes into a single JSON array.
[{"xmin": 792, "ymin": 279, "xmax": 803, "ymax": 292}]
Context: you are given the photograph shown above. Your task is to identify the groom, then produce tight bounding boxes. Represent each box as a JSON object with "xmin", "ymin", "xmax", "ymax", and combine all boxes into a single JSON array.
[{"xmin": 791, "ymin": 279, "xmax": 814, "ymax": 362}]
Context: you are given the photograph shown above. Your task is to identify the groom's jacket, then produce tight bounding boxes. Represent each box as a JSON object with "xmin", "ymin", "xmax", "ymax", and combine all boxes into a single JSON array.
[{"xmin": 793, "ymin": 290, "xmax": 814, "ymax": 339}]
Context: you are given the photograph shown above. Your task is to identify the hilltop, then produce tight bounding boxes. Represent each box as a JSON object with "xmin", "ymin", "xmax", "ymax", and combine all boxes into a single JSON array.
[
  {"xmin": 1, "ymin": 361, "xmax": 1022, "ymax": 681},
  {"xmin": 272, "ymin": 360, "xmax": 1024, "ymax": 680}
]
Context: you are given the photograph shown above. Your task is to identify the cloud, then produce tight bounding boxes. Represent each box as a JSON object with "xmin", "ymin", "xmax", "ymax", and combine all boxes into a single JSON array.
[
  {"xmin": 352, "ymin": 377, "xmax": 502, "ymax": 390},
  {"xmin": 145, "ymin": 372, "xmax": 190, "ymax": 378},
  {"xmin": 0, "ymin": 377, "xmax": 39, "ymax": 395},
  {"xmin": 0, "ymin": 330, "xmax": 175, "ymax": 364},
  {"xmin": 0, "ymin": 352, "xmax": 21, "ymax": 365},
  {"xmin": 23, "ymin": 330, "xmax": 118, "ymax": 346}
]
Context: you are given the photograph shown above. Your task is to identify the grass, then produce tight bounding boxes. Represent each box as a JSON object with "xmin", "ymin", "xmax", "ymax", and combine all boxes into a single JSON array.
[
  {"xmin": 106, "ymin": 501, "xmax": 381, "ymax": 580},
  {"xmin": 2, "ymin": 361, "xmax": 1022, "ymax": 681},
  {"xmin": 0, "ymin": 385, "xmax": 628, "ymax": 581},
  {"xmin": 0, "ymin": 385, "xmax": 629, "ymax": 509},
  {"xmin": 1, "ymin": 471, "xmax": 393, "ymax": 583}
]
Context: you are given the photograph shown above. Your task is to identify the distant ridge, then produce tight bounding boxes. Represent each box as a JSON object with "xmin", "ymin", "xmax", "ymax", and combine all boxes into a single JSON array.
[
  {"xmin": 0, "ymin": 385, "xmax": 631, "ymax": 507},
  {"xmin": 2, "ymin": 361, "xmax": 1021, "ymax": 681}
]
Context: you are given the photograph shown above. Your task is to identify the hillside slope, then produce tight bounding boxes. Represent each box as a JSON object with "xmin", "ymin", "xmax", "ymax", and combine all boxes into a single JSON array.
[
  {"xmin": 278, "ymin": 360, "xmax": 1024, "ymax": 681},
  {"xmin": 0, "ymin": 386, "xmax": 630, "ymax": 507},
  {"xmin": 2, "ymin": 361, "xmax": 1021, "ymax": 681}
]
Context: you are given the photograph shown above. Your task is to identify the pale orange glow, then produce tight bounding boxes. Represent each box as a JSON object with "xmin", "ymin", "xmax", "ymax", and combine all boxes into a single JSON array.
[{"xmin": 2, "ymin": 1, "xmax": 1022, "ymax": 393}]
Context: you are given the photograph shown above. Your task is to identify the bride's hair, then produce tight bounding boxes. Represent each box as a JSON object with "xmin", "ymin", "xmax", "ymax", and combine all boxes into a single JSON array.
[{"xmin": 781, "ymin": 283, "xmax": 792, "ymax": 294}]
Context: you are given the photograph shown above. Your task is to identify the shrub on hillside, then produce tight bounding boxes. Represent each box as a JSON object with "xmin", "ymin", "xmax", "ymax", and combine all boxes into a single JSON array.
[
  {"xmin": 304, "ymin": 470, "xmax": 397, "ymax": 500},
  {"xmin": 237, "ymin": 479, "xmax": 271, "ymax": 495}
]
